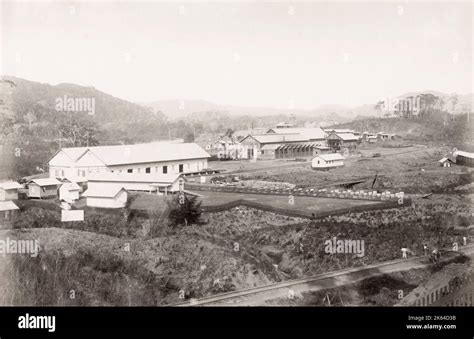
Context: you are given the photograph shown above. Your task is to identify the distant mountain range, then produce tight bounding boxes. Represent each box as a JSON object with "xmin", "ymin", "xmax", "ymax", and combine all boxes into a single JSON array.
[
  {"xmin": 2, "ymin": 75, "xmax": 472, "ymax": 128},
  {"xmin": 141, "ymin": 91, "xmax": 473, "ymax": 122},
  {"xmin": 1, "ymin": 75, "xmax": 166, "ymax": 125}
]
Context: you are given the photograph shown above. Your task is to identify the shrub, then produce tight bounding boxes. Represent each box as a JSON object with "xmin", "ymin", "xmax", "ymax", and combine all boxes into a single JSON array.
[{"xmin": 167, "ymin": 194, "xmax": 202, "ymax": 228}]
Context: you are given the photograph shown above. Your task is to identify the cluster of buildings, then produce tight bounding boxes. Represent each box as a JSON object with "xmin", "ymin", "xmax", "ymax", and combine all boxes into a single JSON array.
[
  {"xmin": 205, "ymin": 124, "xmax": 396, "ymax": 165},
  {"xmin": 47, "ymin": 141, "xmax": 209, "ymax": 208},
  {"xmin": 0, "ymin": 141, "xmax": 211, "ymax": 213},
  {"xmin": 207, "ymin": 126, "xmax": 358, "ymax": 162}
]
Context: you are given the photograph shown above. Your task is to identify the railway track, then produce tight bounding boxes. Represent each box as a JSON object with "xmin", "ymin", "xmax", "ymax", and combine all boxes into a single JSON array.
[{"xmin": 174, "ymin": 245, "xmax": 474, "ymax": 307}]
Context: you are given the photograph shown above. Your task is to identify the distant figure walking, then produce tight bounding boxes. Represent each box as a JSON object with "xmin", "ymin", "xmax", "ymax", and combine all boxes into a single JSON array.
[
  {"xmin": 431, "ymin": 249, "xmax": 441, "ymax": 263},
  {"xmin": 423, "ymin": 244, "xmax": 428, "ymax": 256},
  {"xmin": 401, "ymin": 248, "xmax": 408, "ymax": 259}
]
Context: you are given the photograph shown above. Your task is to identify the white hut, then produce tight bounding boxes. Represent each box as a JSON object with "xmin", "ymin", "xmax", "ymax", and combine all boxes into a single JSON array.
[
  {"xmin": 59, "ymin": 182, "xmax": 81, "ymax": 202},
  {"xmin": 0, "ymin": 181, "xmax": 21, "ymax": 200},
  {"xmin": 82, "ymin": 185, "xmax": 128, "ymax": 209},
  {"xmin": 312, "ymin": 153, "xmax": 345, "ymax": 170}
]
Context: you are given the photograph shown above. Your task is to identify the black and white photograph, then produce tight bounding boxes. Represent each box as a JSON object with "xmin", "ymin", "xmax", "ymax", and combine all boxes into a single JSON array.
[{"xmin": 0, "ymin": 0, "xmax": 473, "ymax": 334}]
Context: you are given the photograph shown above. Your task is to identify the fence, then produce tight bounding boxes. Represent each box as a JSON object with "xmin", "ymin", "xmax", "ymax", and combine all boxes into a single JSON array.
[
  {"xmin": 412, "ymin": 277, "xmax": 474, "ymax": 307},
  {"xmin": 201, "ymin": 197, "xmax": 410, "ymax": 219},
  {"xmin": 186, "ymin": 183, "xmax": 405, "ymax": 203}
]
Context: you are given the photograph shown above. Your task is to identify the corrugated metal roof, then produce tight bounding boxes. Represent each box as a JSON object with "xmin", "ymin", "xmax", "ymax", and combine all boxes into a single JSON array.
[
  {"xmin": 0, "ymin": 181, "xmax": 21, "ymax": 190},
  {"xmin": 87, "ymin": 172, "xmax": 181, "ymax": 184},
  {"xmin": 267, "ymin": 127, "xmax": 326, "ymax": 140},
  {"xmin": 0, "ymin": 201, "xmax": 19, "ymax": 211},
  {"xmin": 455, "ymin": 151, "xmax": 474, "ymax": 159},
  {"xmin": 248, "ymin": 133, "xmax": 308, "ymax": 144},
  {"xmin": 260, "ymin": 144, "xmax": 282, "ymax": 151},
  {"xmin": 29, "ymin": 178, "xmax": 61, "ymax": 186},
  {"xmin": 60, "ymin": 182, "xmax": 81, "ymax": 191},
  {"xmin": 315, "ymin": 153, "xmax": 345, "ymax": 161},
  {"xmin": 82, "ymin": 185, "xmax": 126, "ymax": 198},
  {"xmin": 331, "ymin": 132, "xmax": 358, "ymax": 141},
  {"xmin": 55, "ymin": 142, "xmax": 210, "ymax": 166}
]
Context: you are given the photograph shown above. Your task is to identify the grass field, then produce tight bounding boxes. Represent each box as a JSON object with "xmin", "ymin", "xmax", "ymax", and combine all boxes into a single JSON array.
[{"xmin": 189, "ymin": 190, "xmax": 381, "ymax": 216}]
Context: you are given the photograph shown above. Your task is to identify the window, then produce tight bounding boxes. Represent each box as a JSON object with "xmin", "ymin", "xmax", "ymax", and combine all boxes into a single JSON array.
[
  {"xmin": 127, "ymin": 169, "xmax": 133, "ymax": 173},
  {"xmin": 146, "ymin": 167, "xmax": 151, "ymax": 174},
  {"xmin": 4, "ymin": 210, "xmax": 9, "ymax": 220},
  {"xmin": 187, "ymin": 164, "xmax": 190, "ymax": 169},
  {"xmin": 137, "ymin": 168, "xmax": 141, "ymax": 173},
  {"xmin": 261, "ymin": 151, "xmax": 265, "ymax": 155},
  {"xmin": 155, "ymin": 167, "xmax": 159, "ymax": 173},
  {"xmin": 172, "ymin": 165, "xmax": 175, "ymax": 172},
  {"xmin": 55, "ymin": 169, "xmax": 61, "ymax": 177},
  {"xmin": 179, "ymin": 164, "xmax": 183, "ymax": 173},
  {"xmin": 163, "ymin": 166, "xmax": 168, "ymax": 174}
]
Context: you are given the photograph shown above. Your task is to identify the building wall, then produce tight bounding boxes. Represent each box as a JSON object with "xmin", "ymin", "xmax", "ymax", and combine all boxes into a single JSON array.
[
  {"xmin": 59, "ymin": 189, "xmax": 80, "ymax": 201},
  {"xmin": 0, "ymin": 210, "xmax": 17, "ymax": 228},
  {"xmin": 239, "ymin": 138, "xmax": 260, "ymax": 159},
  {"xmin": 87, "ymin": 180, "xmax": 180, "ymax": 194},
  {"xmin": 108, "ymin": 158, "xmax": 208, "ymax": 175},
  {"xmin": 457, "ymin": 155, "xmax": 474, "ymax": 167},
  {"xmin": 28, "ymin": 184, "xmax": 58, "ymax": 199},
  {"xmin": 50, "ymin": 158, "xmax": 208, "ymax": 179},
  {"xmin": 0, "ymin": 189, "xmax": 18, "ymax": 201},
  {"xmin": 260, "ymin": 149, "xmax": 276, "ymax": 160},
  {"xmin": 86, "ymin": 192, "xmax": 127, "ymax": 209},
  {"xmin": 312, "ymin": 157, "xmax": 344, "ymax": 169}
]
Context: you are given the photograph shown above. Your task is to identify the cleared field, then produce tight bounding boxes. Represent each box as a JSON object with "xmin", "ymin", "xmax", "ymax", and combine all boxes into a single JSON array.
[
  {"xmin": 190, "ymin": 190, "xmax": 382, "ymax": 217},
  {"xmin": 208, "ymin": 158, "xmax": 310, "ymax": 174}
]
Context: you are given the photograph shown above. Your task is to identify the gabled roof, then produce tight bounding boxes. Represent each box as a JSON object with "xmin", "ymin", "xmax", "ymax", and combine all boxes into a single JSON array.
[
  {"xmin": 324, "ymin": 128, "xmax": 354, "ymax": 134},
  {"xmin": 260, "ymin": 143, "xmax": 283, "ymax": 151},
  {"xmin": 50, "ymin": 142, "xmax": 210, "ymax": 166},
  {"xmin": 0, "ymin": 200, "xmax": 19, "ymax": 211},
  {"xmin": 82, "ymin": 185, "xmax": 127, "ymax": 198},
  {"xmin": 315, "ymin": 153, "xmax": 345, "ymax": 161},
  {"xmin": 0, "ymin": 181, "xmax": 21, "ymax": 190},
  {"xmin": 455, "ymin": 151, "xmax": 474, "ymax": 159},
  {"xmin": 87, "ymin": 172, "xmax": 181, "ymax": 184},
  {"xmin": 267, "ymin": 127, "xmax": 326, "ymax": 140},
  {"xmin": 328, "ymin": 132, "xmax": 358, "ymax": 141},
  {"xmin": 29, "ymin": 178, "xmax": 61, "ymax": 186},
  {"xmin": 242, "ymin": 133, "xmax": 308, "ymax": 144},
  {"xmin": 60, "ymin": 182, "xmax": 81, "ymax": 191}
]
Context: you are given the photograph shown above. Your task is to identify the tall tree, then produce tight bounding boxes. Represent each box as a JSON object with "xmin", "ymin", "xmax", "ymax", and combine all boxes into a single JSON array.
[{"xmin": 57, "ymin": 116, "xmax": 99, "ymax": 147}]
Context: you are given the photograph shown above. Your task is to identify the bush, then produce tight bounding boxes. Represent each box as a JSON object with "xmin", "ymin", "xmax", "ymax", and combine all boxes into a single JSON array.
[{"xmin": 167, "ymin": 194, "xmax": 202, "ymax": 228}]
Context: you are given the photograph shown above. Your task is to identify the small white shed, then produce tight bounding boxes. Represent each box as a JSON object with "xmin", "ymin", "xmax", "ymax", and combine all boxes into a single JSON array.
[
  {"xmin": 0, "ymin": 200, "xmax": 19, "ymax": 228},
  {"xmin": 0, "ymin": 181, "xmax": 21, "ymax": 201},
  {"xmin": 82, "ymin": 185, "xmax": 128, "ymax": 209},
  {"xmin": 59, "ymin": 182, "xmax": 81, "ymax": 202},
  {"xmin": 312, "ymin": 153, "xmax": 345, "ymax": 170}
]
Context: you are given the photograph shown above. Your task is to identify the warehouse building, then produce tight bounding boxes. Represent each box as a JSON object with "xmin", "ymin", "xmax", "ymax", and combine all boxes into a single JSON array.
[
  {"xmin": 266, "ymin": 127, "xmax": 327, "ymax": 142},
  {"xmin": 48, "ymin": 141, "xmax": 210, "ymax": 181},
  {"xmin": 326, "ymin": 131, "xmax": 359, "ymax": 153}
]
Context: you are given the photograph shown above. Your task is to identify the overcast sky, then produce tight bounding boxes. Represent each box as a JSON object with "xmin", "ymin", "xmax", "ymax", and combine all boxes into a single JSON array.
[{"xmin": 1, "ymin": 1, "xmax": 472, "ymax": 109}]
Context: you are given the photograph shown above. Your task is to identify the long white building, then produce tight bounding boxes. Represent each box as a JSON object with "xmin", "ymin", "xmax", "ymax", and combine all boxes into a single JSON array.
[{"xmin": 48, "ymin": 141, "xmax": 210, "ymax": 181}]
